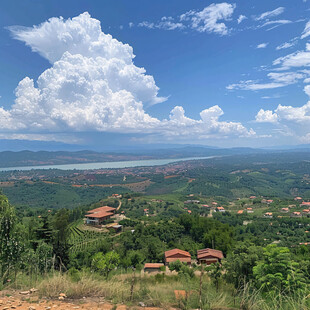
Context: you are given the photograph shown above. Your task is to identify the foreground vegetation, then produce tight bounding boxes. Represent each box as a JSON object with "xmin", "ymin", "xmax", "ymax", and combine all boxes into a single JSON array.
[{"xmin": 0, "ymin": 191, "xmax": 310, "ymax": 309}]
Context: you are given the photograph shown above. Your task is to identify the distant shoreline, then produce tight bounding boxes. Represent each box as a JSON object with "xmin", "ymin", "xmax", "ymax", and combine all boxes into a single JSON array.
[{"xmin": 0, "ymin": 156, "xmax": 215, "ymax": 172}]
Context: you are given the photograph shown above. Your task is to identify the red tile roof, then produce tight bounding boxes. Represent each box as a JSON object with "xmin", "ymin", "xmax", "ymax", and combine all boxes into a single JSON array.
[
  {"xmin": 197, "ymin": 248, "xmax": 224, "ymax": 260},
  {"xmin": 144, "ymin": 263, "xmax": 164, "ymax": 269},
  {"xmin": 85, "ymin": 211, "xmax": 114, "ymax": 218},
  {"xmin": 87, "ymin": 206, "xmax": 116, "ymax": 213},
  {"xmin": 165, "ymin": 249, "xmax": 191, "ymax": 258}
]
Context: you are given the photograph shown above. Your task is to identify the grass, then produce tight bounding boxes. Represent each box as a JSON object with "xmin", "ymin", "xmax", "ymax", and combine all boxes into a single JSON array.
[{"xmin": 3, "ymin": 271, "xmax": 310, "ymax": 310}]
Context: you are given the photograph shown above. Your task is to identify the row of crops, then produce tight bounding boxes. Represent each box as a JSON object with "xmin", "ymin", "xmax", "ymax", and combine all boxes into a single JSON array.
[{"xmin": 69, "ymin": 223, "xmax": 109, "ymax": 254}]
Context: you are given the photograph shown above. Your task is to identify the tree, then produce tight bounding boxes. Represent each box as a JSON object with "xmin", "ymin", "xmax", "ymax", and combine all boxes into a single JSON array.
[
  {"xmin": 92, "ymin": 251, "xmax": 120, "ymax": 278},
  {"xmin": 52, "ymin": 209, "xmax": 70, "ymax": 268},
  {"xmin": 168, "ymin": 260, "xmax": 183, "ymax": 272},
  {"xmin": 0, "ymin": 195, "xmax": 24, "ymax": 282},
  {"xmin": 253, "ymin": 244, "xmax": 307, "ymax": 294},
  {"xmin": 207, "ymin": 262, "xmax": 223, "ymax": 292},
  {"xmin": 224, "ymin": 242, "xmax": 263, "ymax": 289}
]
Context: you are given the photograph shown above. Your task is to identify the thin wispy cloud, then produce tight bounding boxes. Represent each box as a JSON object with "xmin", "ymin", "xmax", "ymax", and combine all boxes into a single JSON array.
[
  {"xmin": 257, "ymin": 43, "xmax": 268, "ymax": 49},
  {"xmin": 138, "ymin": 2, "xmax": 236, "ymax": 36},
  {"xmin": 301, "ymin": 20, "xmax": 310, "ymax": 39},
  {"xmin": 254, "ymin": 7, "xmax": 285, "ymax": 21},
  {"xmin": 276, "ymin": 41, "xmax": 296, "ymax": 50},
  {"xmin": 237, "ymin": 15, "xmax": 247, "ymax": 24}
]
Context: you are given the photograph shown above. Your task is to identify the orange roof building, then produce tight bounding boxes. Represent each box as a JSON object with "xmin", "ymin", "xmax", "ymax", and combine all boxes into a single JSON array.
[
  {"xmin": 164, "ymin": 249, "xmax": 191, "ymax": 265},
  {"xmin": 144, "ymin": 263, "xmax": 164, "ymax": 272},
  {"xmin": 197, "ymin": 248, "xmax": 224, "ymax": 265},
  {"xmin": 85, "ymin": 206, "xmax": 116, "ymax": 225}
]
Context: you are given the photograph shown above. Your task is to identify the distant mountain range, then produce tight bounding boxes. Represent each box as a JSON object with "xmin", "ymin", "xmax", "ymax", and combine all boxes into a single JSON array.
[
  {"xmin": 0, "ymin": 146, "xmax": 295, "ymax": 168},
  {"xmin": 1, "ymin": 139, "xmax": 310, "ymax": 168}
]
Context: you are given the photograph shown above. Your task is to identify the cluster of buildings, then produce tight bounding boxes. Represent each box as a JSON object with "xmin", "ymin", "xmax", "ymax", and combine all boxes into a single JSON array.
[{"xmin": 143, "ymin": 248, "xmax": 224, "ymax": 272}]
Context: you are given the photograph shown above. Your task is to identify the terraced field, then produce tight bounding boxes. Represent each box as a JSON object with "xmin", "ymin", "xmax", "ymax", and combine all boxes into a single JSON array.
[{"xmin": 68, "ymin": 224, "xmax": 109, "ymax": 254}]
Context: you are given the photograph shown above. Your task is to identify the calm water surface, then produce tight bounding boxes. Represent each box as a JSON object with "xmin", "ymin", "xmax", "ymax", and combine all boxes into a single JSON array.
[{"xmin": 0, "ymin": 156, "xmax": 214, "ymax": 172}]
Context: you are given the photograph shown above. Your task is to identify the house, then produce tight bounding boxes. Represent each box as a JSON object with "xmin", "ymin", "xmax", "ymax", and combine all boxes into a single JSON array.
[
  {"xmin": 250, "ymin": 196, "xmax": 256, "ymax": 199},
  {"xmin": 164, "ymin": 249, "xmax": 191, "ymax": 265},
  {"xmin": 294, "ymin": 197, "xmax": 303, "ymax": 201},
  {"xmin": 113, "ymin": 194, "xmax": 122, "ymax": 198},
  {"xmin": 106, "ymin": 223, "xmax": 123, "ymax": 232},
  {"xmin": 197, "ymin": 248, "xmax": 224, "ymax": 265},
  {"xmin": 144, "ymin": 263, "xmax": 164, "ymax": 273},
  {"xmin": 202, "ymin": 205, "xmax": 211, "ymax": 208},
  {"xmin": 184, "ymin": 200, "xmax": 200, "ymax": 204},
  {"xmin": 247, "ymin": 207, "xmax": 254, "ymax": 213},
  {"xmin": 85, "ymin": 206, "xmax": 116, "ymax": 225},
  {"xmin": 237, "ymin": 210, "xmax": 244, "ymax": 214},
  {"xmin": 261, "ymin": 199, "xmax": 273, "ymax": 204},
  {"xmin": 303, "ymin": 209, "xmax": 310, "ymax": 217},
  {"xmin": 281, "ymin": 208, "xmax": 289, "ymax": 213},
  {"xmin": 216, "ymin": 206, "xmax": 225, "ymax": 212},
  {"xmin": 264, "ymin": 212, "xmax": 273, "ymax": 218},
  {"xmin": 301, "ymin": 202, "xmax": 310, "ymax": 207},
  {"xmin": 291, "ymin": 211, "xmax": 302, "ymax": 218}
]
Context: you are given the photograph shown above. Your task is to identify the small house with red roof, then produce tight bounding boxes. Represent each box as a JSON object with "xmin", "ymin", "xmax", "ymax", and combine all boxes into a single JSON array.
[
  {"xmin": 144, "ymin": 263, "xmax": 164, "ymax": 273},
  {"xmin": 301, "ymin": 202, "xmax": 310, "ymax": 207},
  {"xmin": 202, "ymin": 204, "xmax": 211, "ymax": 208},
  {"xmin": 197, "ymin": 248, "xmax": 224, "ymax": 265},
  {"xmin": 164, "ymin": 249, "xmax": 191, "ymax": 265},
  {"xmin": 264, "ymin": 212, "xmax": 273, "ymax": 218},
  {"xmin": 291, "ymin": 211, "xmax": 302, "ymax": 218}
]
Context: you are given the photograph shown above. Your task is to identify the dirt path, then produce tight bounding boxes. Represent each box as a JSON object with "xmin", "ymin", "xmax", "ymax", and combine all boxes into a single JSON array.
[
  {"xmin": 0, "ymin": 293, "xmax": 165, "ymax": 310},
  {"xmin": 116, "ymin": 200, "xmax": 122, "ymax": 211}
]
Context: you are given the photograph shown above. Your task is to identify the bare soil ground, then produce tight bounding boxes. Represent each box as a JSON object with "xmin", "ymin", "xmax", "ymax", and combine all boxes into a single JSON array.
[{"xmin": 0, "ymin": 291, "xmax": 165, "ymax": 310}]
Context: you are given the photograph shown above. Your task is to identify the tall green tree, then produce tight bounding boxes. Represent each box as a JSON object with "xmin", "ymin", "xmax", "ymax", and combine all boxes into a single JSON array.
[
  {"xmin": 0, "ymin": 195, "xmax": 24, "ymax": 282},
  {"xmin": 253, "ymin": 244, "xmax": 307, "ymax": 294},
  {"xmin": 92, "ymin": 251, "xmax": 120, "ymax": 278}
]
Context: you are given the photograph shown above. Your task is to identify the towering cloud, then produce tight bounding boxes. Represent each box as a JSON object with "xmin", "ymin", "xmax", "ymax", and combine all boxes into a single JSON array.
[{"xmin": 0, "ymin": 12, "xmax": 254, "ymax": 143}]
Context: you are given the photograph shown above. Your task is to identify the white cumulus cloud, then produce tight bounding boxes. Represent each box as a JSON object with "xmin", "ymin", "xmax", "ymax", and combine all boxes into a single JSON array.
[
  {"xmin": 180, "ymin": 3, "xmax": 236, "ymax": 35},
  {"xmin": 255, "ymin": 109, "xmax": 278, "ymax": 123},
  {"xmin": 1, "ymin": 12, "xmax": 254, "ymax": 143}
]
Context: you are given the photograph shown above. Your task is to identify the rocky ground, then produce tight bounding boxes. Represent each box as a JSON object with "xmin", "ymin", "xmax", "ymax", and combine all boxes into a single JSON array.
[{"xmin": 0, "ymin": 291, "xmax": 164, "ymax": 310}]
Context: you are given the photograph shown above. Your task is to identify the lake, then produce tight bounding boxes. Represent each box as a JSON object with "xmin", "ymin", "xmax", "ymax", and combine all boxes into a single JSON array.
[{"xmin": 0, "ymin": 156, "xmax": 214, "ymax": 172}]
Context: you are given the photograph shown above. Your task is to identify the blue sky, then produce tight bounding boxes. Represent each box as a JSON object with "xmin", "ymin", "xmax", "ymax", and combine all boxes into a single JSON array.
[{"xmin": 0, "ymin": 0, "xmax": 310, "ymax": 149}]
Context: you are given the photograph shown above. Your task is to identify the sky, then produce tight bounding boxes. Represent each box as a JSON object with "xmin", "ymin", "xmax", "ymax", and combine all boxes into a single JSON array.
[{"xmin": 0, "ymin": 0, "xmax": 310, "ymax": 150}]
